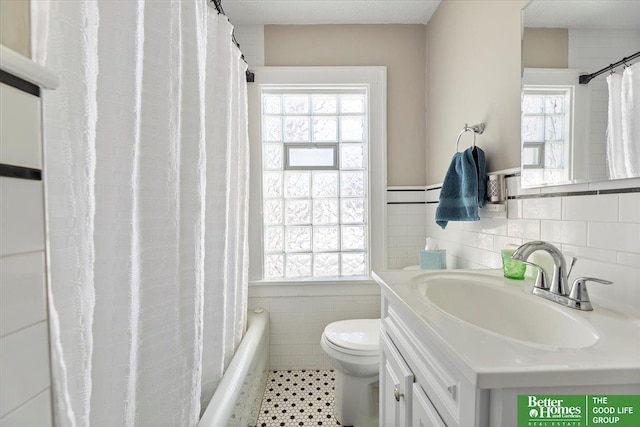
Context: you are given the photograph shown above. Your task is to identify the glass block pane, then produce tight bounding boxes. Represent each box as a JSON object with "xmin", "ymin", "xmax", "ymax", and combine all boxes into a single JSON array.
[
  {"xmin": 313, "ymin": 253, "xmax": 339, "ymax": 277},
  {"xmin": 264, "ymin": 226, "xmax": 283, "ymax": 252},
  {"xmin": 313, "ymin": 117, "xmax": 338, "ymax": 142},
  {"xmin": 521, "ymin": 116, "xmax": 544, "ymax": 142},
  {"xmin": 264, "ymin": 199, "xmax": 283, "ymax": 224},
  {"xmin": 340, "ymin": 144, "xmax": 365, "ymax": 169},
  {"xmin": 285, "ymin": 254, "xmax": 312, "ymax": 278},
  {"xmin": 285, "ymin": 199, "xmax": 311, "ymax": 225},
  {"xmin": 341, "ymin": 225, "xmax": 366, "ymax": 250},
  {"xmin": 263, "ymin": 95, "xmax": 282, "ymax": 114},
  {"xmin": 263, "ymin": 116, "xmax": 282, "ymax": 142},
  {"xmin": 340, "ymin": 116, "xmax": 365, "ymax": 142},
  {"xmin": 545, "ymin": 95, "xmax": 564, "ymax": 114},
  {"xmin": 545, "ymin": 142, "xmax": 564, "ymax": 168},
  {"xmin": 312, "ymin": 199, "xmax": 339, "ymax": 225},
  {"xmin": 340, "ymin": 94, "xmax": 365, "ymax": 113},
  {"xmin": 284, "ymin": 172, "xmax": 311, "ymax": 198},
  {"xmin": 263, "ymin": 172, "xmax": 283, "ymax": 198},
  {"xmin": 265, "ymin": 254, "xmax": 284, "ymax": 278},
  {"xmin": 340, "ymin": 171, "xmax": 365, "ymax": 197},
  {"xmin": 340, "ymin": 198, "xmax": 365, "ymax": 224},
  {"xmin": 522, "ymin": 95, "xmax": 544, "ymax": 114},
  {"xmin": 284, "ymin": 117, "xmax": 310, "ymax": 142},
  {"xmin": 342, "ymin": 253, "xmax": 366, "ymax": 276},
  {"xmin": 312, "ymin": 95, "xmax": 337, "ymax": 114},
  {"xmin": 312, "ymin": 171, "xmax": 338, "ymax": 198},
  {"xmin": 284, "ymin": 95, "xmax": 309, "ymax": 114},
  {"xmin": 545, "ymin": 117, "xmax": 563, "ymax": 141},
  {"xmin": 263, "ymin": 143, "xmax": 283, "ymax": 170},
  {"xmin": 285, "ymin": 226, "xmax": 311, "ymax": 252},
  {"xmin": 313, "ymin": 226, "xmax": 339, "ymax": 251}
]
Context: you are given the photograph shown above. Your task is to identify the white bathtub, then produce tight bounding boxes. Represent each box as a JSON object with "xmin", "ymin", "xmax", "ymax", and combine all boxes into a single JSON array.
[{"xmin": 199, "ymin": 309, "xmax": 269, "ymax": 427}]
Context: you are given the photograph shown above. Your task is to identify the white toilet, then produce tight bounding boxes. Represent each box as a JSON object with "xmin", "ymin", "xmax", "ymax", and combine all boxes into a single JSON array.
[{"xmin": 321, "ymin": 318, "xmax": 380, "ymax": 427}]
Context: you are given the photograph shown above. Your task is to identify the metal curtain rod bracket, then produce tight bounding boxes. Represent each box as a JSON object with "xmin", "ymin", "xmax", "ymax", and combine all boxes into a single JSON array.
[
  {"xmin": 579, "ymin": 50, "xmax": 640, "ymax": 85},
  {"xmin": 455, "ymin": 122, "xmax": 485, "ymax": 152}
]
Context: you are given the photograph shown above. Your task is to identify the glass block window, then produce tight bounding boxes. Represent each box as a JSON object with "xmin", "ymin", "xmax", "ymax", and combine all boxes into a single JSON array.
[
  {"xmin": 261, "ymin": 90, "xmax": 369, "ymax": 279},
  {"xmin": 521, "ymin": 88, "xmax": 572, "ymax": 170}
]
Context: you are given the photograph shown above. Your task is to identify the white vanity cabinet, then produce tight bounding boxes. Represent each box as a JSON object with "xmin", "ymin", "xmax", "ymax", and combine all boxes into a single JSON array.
[
  {"xmin": 376, "ymin": 269, "xmax": 640, "ymax": 427},
  {"xmin": 380, "ymin": 331, "xmax": 414, "ymax": 426},
  {"xmin": 380, "ymin": 292, "xmax": 489, "ymax": 427},
  {"xmin": 412, "ymin": 384, "xmax": 446, "ymax": 427},
  {"xmin": 381, "ymin": 331, "xmax": 447, "ymax": 427}
]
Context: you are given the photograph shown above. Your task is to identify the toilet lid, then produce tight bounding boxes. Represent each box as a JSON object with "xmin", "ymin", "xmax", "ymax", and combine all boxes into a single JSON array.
[{"xmin": 324, "ymin": 319, "xmax": 380, "ymax": 352}]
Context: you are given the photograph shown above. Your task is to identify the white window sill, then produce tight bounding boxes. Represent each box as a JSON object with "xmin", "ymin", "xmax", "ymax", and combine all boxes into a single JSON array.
[
  {"xmin": 248, "ymin": 276, "xmax": 380, "ymax": 297},
  {"xmin": 250, "ymin": 275, "xmax": 373, "ymax": 286}
]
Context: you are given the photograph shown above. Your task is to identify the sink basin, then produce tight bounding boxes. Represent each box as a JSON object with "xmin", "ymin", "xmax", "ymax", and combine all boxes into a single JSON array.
[{"xmin": 411, "ymin": 272, "xmax": 599, "ymax": 349}]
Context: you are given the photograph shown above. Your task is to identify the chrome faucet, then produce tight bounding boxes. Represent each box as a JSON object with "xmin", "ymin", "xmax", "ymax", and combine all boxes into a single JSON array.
[
  {"xmin": 511, "ymin": 241, "xmax": 612, "ymax": 311},
  {"xmin": 511, "ymin": 241, "xmax": 569, "ymax": 296}
]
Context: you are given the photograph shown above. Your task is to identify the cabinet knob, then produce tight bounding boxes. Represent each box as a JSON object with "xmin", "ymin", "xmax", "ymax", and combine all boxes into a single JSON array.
[{"xmin": 394, "ymin": 385, "xmax": 403, "ymax": 402}]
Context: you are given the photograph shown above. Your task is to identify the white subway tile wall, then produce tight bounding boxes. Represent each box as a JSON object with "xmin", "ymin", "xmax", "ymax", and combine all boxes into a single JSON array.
[
  {"xmin": 424, "ymin": 176, "xmax": 640, "ymax": 312},
  {"xmin": 386, "ymin": 189, "xmax": 427, "ymax": 269},
  {"xmin": 0, "ymin": 81, "xmax": 52, "ymax": 425},
  {"xmin": 248, "ymin": 294, "xmax": 380, "ymax": 370}
]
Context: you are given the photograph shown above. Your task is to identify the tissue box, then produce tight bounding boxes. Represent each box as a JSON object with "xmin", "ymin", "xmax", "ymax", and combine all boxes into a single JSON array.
[{"xmin": 419, "ymin": 250, "xmax": 446, "ymax": 270}]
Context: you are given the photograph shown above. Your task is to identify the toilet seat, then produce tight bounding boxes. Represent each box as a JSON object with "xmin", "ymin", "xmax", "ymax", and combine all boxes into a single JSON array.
[{"xmin": 323, "ymin": 319, "xmax": 380, "ymax": 356}]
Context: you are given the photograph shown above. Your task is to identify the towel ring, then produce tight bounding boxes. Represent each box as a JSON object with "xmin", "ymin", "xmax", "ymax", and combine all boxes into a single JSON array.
[
  {"xmin": 455, "ymin": 123, "xmax": 485, "ymax": 152},
  {"xmin": 455, "ymin": 129, "xmax": 476, "ymax": 152}
]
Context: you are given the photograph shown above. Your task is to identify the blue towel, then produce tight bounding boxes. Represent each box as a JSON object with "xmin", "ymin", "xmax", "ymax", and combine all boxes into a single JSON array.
[{"xmin": 435, "ymin": 147, "xmax": 487, "ymax": 229}]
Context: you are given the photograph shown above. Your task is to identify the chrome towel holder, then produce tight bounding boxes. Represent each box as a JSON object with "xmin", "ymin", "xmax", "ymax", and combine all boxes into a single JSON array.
[{"xmin": 455, "ymin": 122, "xmax": 485, "ymax": 152}]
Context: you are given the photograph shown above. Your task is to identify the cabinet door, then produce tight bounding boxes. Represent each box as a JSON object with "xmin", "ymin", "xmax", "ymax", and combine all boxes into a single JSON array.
[
  {"xmin": 412, "ymin": 383, "xmax": 446, "ymax": 427},
  {"xmin": 380, "ymin": 331, "xmax": 414, "ymax": 426}
]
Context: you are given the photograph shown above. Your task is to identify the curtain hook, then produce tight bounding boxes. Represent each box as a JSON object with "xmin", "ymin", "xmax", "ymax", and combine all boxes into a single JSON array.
[{"xmin": 609, "ymin": 64, "xmax": 615, "ymax": 75}]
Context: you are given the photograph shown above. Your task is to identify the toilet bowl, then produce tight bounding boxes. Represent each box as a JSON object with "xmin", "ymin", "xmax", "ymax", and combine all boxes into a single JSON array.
[{"xmin": 321, "ymin": 319, "xmax": 380, "ymax": 427}]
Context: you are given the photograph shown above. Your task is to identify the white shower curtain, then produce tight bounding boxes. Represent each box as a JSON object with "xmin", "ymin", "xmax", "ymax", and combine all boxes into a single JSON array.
[
  {"xmin": 607, "ymin": 62, "xmax": 640, "ymax": 179},
  {"xmin": 31, "ymin": 1, "xmax": 248, "ymax": 426}
]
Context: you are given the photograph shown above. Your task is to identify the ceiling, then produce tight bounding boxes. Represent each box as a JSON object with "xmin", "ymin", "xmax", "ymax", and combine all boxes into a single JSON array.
[
  {"xmin": 524, "ymin": 0, "xmax": 640, "ymax": 30},
  {"xmin": 221, "ymin": 0, "xmax": 442, "ymax": 25}
]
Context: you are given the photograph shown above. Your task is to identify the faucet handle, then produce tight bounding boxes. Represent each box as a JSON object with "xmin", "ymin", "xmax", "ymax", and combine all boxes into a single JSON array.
[
  {"xmin": 520, "ymin": 260, "xmax": 549, "ymax": 290},
  {"xmin": 569, "ymin": 277, "xmax": 613, "ymax": 309}
]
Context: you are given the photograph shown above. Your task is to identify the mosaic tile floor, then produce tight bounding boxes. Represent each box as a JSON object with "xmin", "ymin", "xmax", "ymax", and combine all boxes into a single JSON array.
[{"xmin": 257, "ymin": 370, "xmax": 341, "ymax": 427}]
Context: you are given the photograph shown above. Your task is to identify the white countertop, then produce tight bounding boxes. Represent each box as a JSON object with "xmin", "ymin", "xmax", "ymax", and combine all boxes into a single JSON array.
[{"xmin": 374, "ymin": 269, "xmax": 640, "ymax": 389}]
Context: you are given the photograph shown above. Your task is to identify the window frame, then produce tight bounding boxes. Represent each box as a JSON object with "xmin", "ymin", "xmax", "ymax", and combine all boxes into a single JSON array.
[{"xmin": 247, "ymin": 67, "xmax": 387, "ymax": 283}]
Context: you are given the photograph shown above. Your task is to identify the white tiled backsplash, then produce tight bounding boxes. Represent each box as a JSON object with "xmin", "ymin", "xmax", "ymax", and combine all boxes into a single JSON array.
[{"xmin": 423, "ymin": 176, "xmax": 640, "ymax": 313}]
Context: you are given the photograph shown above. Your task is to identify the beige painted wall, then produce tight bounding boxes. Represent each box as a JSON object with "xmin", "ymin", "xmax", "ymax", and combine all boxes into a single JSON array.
[
  {"xmin": 522, "ymin": 27, "xmax": 568, "ymax": 68},
  {"xmin": 0, "ymin": 0, "xmax": 31, "ymax": 58},
  {"xmin": 265, "ymin": 24, "xmax": 427, "ymax": 186},
  {"xmin": 425, "ymin": 0, "xmax": 527, "ymax": 184}
]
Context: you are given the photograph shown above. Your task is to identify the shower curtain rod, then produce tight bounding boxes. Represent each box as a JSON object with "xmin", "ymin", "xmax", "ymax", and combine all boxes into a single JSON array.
[
  {"xmin": 579, "ymin": 50, "xmax": 640, "ymax": 85},
  {"xmin": 210, "ymin": 0, "xmax": 255, "ymax": 83}
]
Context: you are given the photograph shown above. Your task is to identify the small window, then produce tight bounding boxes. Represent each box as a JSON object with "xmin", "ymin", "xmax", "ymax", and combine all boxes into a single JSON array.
[
  {"xmin": 285, "ymin": 144, "xmax": 338, "ymax": 170},
  {"xmin": 260, "ymin": 90, "xmax": 369, "ymax": 279},
  {"xmin": 521, "ymin": 87, "xmax": 573, "ymax": 185}
]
